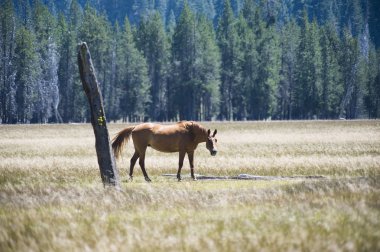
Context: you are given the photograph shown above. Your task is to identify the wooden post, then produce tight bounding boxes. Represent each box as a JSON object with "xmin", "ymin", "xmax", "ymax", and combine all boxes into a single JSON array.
[{"xmin": 77, "ymin": 42, "xmax": 120, "ymax": 187}]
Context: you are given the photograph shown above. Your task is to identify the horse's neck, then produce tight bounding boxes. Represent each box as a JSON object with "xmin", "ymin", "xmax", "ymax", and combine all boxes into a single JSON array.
[{"xmin": 194, "ymin": 125, "xmax": 208, "ymax": 144}]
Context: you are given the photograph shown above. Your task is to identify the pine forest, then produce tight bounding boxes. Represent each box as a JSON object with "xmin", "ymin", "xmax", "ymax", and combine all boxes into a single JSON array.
[{"xmin": 1, "ymin": 0, "xmax": 380, "ymax": 124}]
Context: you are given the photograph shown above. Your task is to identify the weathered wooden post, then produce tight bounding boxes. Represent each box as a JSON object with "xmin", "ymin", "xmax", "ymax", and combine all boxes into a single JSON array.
[{"xmin": 77, "ymin": 42, "xmax": 120, "ymax": 187}]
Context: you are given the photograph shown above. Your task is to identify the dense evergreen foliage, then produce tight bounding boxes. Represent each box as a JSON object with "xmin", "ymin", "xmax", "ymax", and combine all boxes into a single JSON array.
[{"xmin": 0, "ymin": 0, "xmax": 380, "ymax": 123}]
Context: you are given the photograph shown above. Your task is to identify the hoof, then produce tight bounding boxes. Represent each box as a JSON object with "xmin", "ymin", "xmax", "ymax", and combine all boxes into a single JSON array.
[
  {"xmin": 192, "ymin": 177, "xmax": 197, "ymax": 181},
  {"xmin": 145, "ymin": 176, "xmax": 152, "ymax": 182},
  {"xmin": 177, "ymin": 175, "xmax": 182, "ymax": 182},
  {"xmin": 128, "ymin": 176, "xmax": 133, "ymax": 182}
]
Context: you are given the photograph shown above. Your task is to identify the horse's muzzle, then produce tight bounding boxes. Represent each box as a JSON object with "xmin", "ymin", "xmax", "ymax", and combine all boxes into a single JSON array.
[{"xmin": 211, "ymin": 150, "xmax": 217, "ymax": 156}]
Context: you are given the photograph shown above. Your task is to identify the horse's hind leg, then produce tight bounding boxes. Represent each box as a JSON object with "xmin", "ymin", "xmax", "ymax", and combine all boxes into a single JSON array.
[
  {"xmin": 129, "ymin": 151, "xmax": 139, "ymax": 181},
  {"xmin": 138, "ymin": 148, "xmax": 151, "ymax": 182}
]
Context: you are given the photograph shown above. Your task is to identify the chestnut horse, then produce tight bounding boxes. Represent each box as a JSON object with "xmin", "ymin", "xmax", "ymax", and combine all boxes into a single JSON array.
[{"xmin": 112, "ymin": 121, "xmax": 218, "ymax": 182}]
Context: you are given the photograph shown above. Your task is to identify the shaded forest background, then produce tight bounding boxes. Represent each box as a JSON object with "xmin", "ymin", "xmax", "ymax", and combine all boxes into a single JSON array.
[{"xmin": 1, "ymin": 0, "xmax": 380, "ymax": 123}]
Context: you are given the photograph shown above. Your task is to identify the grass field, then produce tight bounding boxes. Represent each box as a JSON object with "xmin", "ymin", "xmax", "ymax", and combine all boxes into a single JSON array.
[{"xmin": 0, "ymin": 120, "xmax": 380, "ymax": 251}]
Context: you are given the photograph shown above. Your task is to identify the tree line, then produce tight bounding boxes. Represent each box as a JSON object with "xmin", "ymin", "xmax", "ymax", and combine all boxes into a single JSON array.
[{"xmin": 1, "ymin": 0, "xmax": 379, "ymax": 123}]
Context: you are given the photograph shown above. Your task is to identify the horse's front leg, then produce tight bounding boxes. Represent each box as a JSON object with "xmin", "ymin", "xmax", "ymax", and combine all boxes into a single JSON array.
[
  {"xmin": 187, "ymin": 151, "xmax": 197, "ymax": 181},
  {"xmin": 177, "ymin": 151, "xmax": 186, "ymax": 182}
]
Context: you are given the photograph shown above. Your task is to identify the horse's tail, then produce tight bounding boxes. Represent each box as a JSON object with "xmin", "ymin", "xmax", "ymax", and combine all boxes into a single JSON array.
[{"xmin": 112, "ymin": 126, "xmax": 135, "ymax": 159}]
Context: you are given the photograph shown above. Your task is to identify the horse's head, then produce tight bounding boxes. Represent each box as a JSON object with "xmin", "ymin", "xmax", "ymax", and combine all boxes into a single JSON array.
[{"xmin": 206, "ymin": 129, "xmax": 218, "ymax": 156}]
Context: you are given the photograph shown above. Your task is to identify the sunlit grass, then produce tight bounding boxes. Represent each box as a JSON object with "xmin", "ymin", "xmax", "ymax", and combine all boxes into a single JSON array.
[{"xmin": 0, "ymin": 120, "xmax": 379, "ymax": 251}]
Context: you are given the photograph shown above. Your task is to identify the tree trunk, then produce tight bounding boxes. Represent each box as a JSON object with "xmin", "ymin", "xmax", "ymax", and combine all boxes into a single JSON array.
[{"xmin": 77, "ymin": 42, "xmax": 120, "ymax": 187}]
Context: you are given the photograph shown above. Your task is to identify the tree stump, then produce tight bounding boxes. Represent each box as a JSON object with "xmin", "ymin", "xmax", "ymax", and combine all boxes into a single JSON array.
[{"xmin": 77, "ymin": 42, "xmax": 120, "ymax": 187}]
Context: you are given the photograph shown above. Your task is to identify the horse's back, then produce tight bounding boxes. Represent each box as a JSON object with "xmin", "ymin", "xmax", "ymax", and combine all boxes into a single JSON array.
[{"xmin": 132, "ymin": 123, "xmax": 156, "ymax": 132}]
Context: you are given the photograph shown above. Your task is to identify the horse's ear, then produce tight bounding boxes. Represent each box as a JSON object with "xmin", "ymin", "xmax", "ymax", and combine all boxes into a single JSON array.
[
  {"xmin": 207, "ymin": 129, "xmax": 211, "ymax": 136},
  {"xmin": 213, "ymin": 129, "xmax": 217, "ymax": 137}
]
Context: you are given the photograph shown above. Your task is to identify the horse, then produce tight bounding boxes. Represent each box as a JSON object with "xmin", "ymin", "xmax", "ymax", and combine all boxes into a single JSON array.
[{"xmin": 112, "ymin": 121, "xmax": 218, "ymax": 182}]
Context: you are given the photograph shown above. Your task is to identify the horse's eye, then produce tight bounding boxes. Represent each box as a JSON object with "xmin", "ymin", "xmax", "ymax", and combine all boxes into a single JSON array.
[{"xmin": 215, "ymin": 139, "xmax": 217, "ymax": 143}]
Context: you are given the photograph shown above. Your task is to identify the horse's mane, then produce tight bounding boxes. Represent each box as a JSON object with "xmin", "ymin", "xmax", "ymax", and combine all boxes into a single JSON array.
[
  {"xmin": 177, "ymin": 121, "xmax": 207, "ymax": 142},
  {"xmin": 176, "ymin": 120, "xmax": 191, "ymax": 128}
]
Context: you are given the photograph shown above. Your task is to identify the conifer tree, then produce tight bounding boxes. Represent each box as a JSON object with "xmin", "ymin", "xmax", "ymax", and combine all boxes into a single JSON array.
[
  {"xmin": 278, "ymin": 19, "xmax": 300, "ymax": 119},
  {"xmin": 33, "ymin": 0, "xmax": 60, "ymax": 123},
  {"xmin": 170, "ymin": 2, "xmax": 221, "ymax": 120},
  {"xmin": 217, "ymin": 0, "xmax": 241, "ymax": 120},
  {"xmin": 294, "ymin": 11, "xmax": 322, "ymax": 119},
  {"xmin": 339, "ymin": 28, "xmax": 361, "ymax": 119},
  {"xmin": 171, "ymin": 1, "xmax": 197, "ymax": 119},
  {"xmin": 236, "ymin": 13, "xmax": 254, "ymax": 120},
  {"xmin": 320, "ymin": 21, "xmax": 343, "ymax": 118},
  {"xmin": 136, "ymin": 12, "xmax": 169, "ymax": 121},
  {"xmin": 0, "ymin": 0, "xmax": 17, "ymax": 123},
  {"xmin": 79, "ymin": 3, "xmax": 112, "ymax": 116},
  {"xmin": 67, "ymin": 0, "xmax": 87, "ymax": 122},
  {"xmin": 57, "ymin": 13, "xmax": 79, "ymax": 122},
  {"xmin": 119, "ymin": 16, "xmax": 150, "ymax": 121},
  {"xmin": 194, "ymin": 15, "xmax": 221, "ymax": 120},
  {"xmin": 241, "ymin": 0, "xmax": 255, "ymax": 28},
  {"xmin": 254, "ymin": 8, "xmax": 281, "ymax": 120},
  {"xmin": 364, "ymin": 46, "xmax": 380, "ymax": 118},
  {"xmin": 14, "ymin": 26, "xmax": 40, "ymax": 123},
  {"xmin": 16, "ymin": 0, "xmax": 32, "ymax": 28},
  {"xmin": 107, "ymin": 20, "xmax": 122, "ymax": 121}
]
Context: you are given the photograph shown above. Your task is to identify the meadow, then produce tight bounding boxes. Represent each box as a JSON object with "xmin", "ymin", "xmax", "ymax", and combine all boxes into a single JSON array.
[{"xmin": 0, "ymin": 120, "xmax": 379, "ymax": 251}]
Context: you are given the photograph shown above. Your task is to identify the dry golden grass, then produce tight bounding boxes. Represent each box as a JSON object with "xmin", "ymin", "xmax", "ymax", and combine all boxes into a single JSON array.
[{"xmin": 0, "ymin": 120, "xmax": 379, "ymax": 251}]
